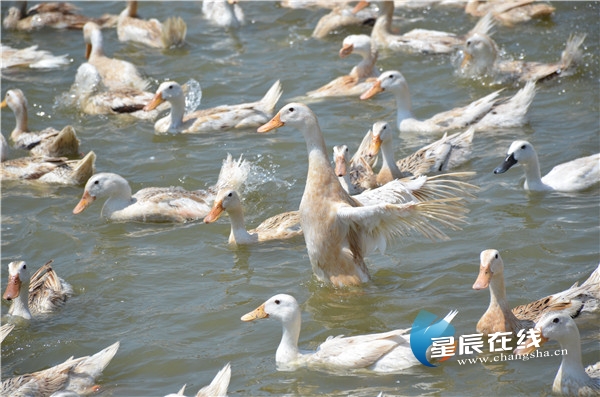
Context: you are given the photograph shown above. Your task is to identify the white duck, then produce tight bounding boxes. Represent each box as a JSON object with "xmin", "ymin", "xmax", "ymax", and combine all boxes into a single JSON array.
[
  {"xmin": 1, "ymin": 151, "xmax": 96, "ymax": 185},
  {"xmin": 2, "ymin": 260, "xmax": 73, "ymax": 321},
  {"xmin": 306, "ymin": 34, "xmax": 379, "ymax": 99},
  {"xmin": 83, "ymin": 21, "xmax": 149, "ymax": 91},
  {"xmin": 165, "ymin": 363, "xmax": 231, "ymax": 397},
  {"xmin": 360, "ymin": 70, "xmax": 536, "ymax": 132},
  {"xmin": 202, "ymin": 0, "xmax": 245, "ymax": 29},
  {"xmin": 203, "ymin": 189, "xmax": 302, "ymax": 246},
  {"xmin": 514, "ymin": 312, "xmax": 600, "ymax": 396},
  {"xmin": 258, "ymin": 102, "xmax": 474, "ymax": 286},
  {"xmin": 1, "ymin": 44, "xmax": 70, "ymax": 69},
  {"xmin": 144, "ymin": 80, "xmax": 282, "ymax": 133},
  {"xmin": 460, "ymin": 30, "xmax": 586, "ymax": 83},
  {"xmin": 117, "ymin": 1, "xmax": 186, "ymax": 48},
  {"xmin": 311, "ymin": 2, "xmax": 379, "ymax": 39},
  {"xmin": 473, "ymin": 249, "xmax": 599, "ymax": 335},
  {"xmin": 494, "ymin": 140, "xmax": 600, "ymax": 192},
  {"xmin": 73, "ymin": 154, "xmax": 249, "ymax": 223},
  {"xmin": 1, "ymin": 88, "xmax": 80, "ymax": 157},
  {"xmin": 465, "ymin": 0, "xmax": 555, "ymax": 27},
  {"xmin": 1, "ymin": 341, "xmax": 120, "ymax": 396},
  {"xmin": 242, "ymin": 294, "xmax": 458, "ymax": 372}
]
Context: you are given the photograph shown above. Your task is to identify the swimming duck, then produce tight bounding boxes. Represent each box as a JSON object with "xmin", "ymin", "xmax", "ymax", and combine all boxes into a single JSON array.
[
  {"xmin": 144, "ymin": 80, "xmax": 282, "ymax": 134},
  {"xmin": 360, "ymin": 70, "xmax": 535, "ymax": 132},
  {"xmin": 117, "ymin": 1, "xmax": 186, "ymax": 48},
  {"xmin": 258, "ymin": 102, "xmax": 474, "ymax": 286},
  {"xmin": 354, "ymin": 1, "xmax": 494, "ymax": 55},
  {"xmin": 1, "ymin": 150, "xmax": 96, "ymax": 185},
  {"xmin": 2, "ymin": 260, "xmax": 73, "ymax": 321},
  {"xmin": 73, "ymin": 154, "xmax": 249, "ymax": 223},
  {"xmin": 165, "ymin": 363, "xmax": 231, "ymax": 397},
  {"xmin": 333, "ymin": 144, "xmax": 377, "ymax": 195},
  {"xmin": 1, "ymin": 44, "xmax": 70, "ymax": 69},
  {"xmin": 493, "ymin": 140, "xmax": 600, "ymax": 192},
  {"xmin": 311, "ymin": 2, "xmax": 378, "ymax": 39},
  {"xmin": 83, "ymin": 21, "xmax": 149, "ymax": 91},
  {"xmin": 2, "ymin": 1, "xmax": 117, "ymax": 31},
  {"xmin": 242, "ymin": 293, "xmax": 458, "ymax": 372},
  {"xmin": 514, "ymin": 312, "xmax": 600, "ymax": 396},
  {"xmin": 460, "ymin": 31, "xmax": 586, "ymax": 83},
  {"xmin": 1, "ymin": 341, "xmax": 120, "ymax": 396},
  {"xmin": 306, "ymin": 34, "xmax": 379, "ymax": 99},
  {"xmin": 465, "ymin": 0, "xmax": 555, "ymax": 27},
  {"xmin": 202, "ymin": 0, "xmax": 245, "ymax": 29},
  {"xmin": 472, "ymin": 249, "xmax": 599, "ymax": 335},
  {"xmin": 0, "ymin": 323, "xmax": 15, "ymax": 343},
  {"xmin": 1, "ymin": 88, "xmax": 80, "ymax": 158}
]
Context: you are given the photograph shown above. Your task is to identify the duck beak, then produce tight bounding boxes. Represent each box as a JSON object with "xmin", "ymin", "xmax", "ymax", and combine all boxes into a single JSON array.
[
  {"xmin": 360, "ymin": 80, "xmax": 383, "ymax": 100},
  {"xmin": 513, "ymin": 327, "xmax": 549, "ymax": 355},
  {"xmin": 85, "ymin": 43, "xmax": 92, "ymax": 60},
  {"xmin": 339, "ymin": 43, "xmax": 354, "ymax": 58},
  {"xmin": 368, "ymin": 134, "xmax": 382, "ymax": 157},
  {"xmin": 3, "ymin": 273, "xmax": 21, "ymax": 301},
  {"xmin": 241, "ymin": 303, "xmax": 268, "ymax": 321},
  {"xmin": 73, "ymin": 190, "xmax": 95, "ymax": 214},
  {"xmin": 461, "ymin": 52, "xmax": 472, "ymax": 69},
  {"xmin": 0, "ymin": 99, "xmax": 7, "ymax": 108},
  {"xmin": 493, "ymin": 152, "xmax": 518, "ymax": 174},
  {"xmin": 257, "ymin": 112, "xmax": 284, "ymax": 133},
  {"xmin": 472, "ymin": 266, "xmax": 492, "ymax": 290},
  {"xmin": 203, "ymin": 200, "xmax": 224, "ymax": 223},
  {"xmin": 143, "ymin": 92, "xmax": 165, "ymax": 112},
  {"xmin": 352, "ymin": 0, "xmax": 370, "ymax": 14},
  {"xmin": 334, "ymin": 154, "xmax": 347, "ymax": 177}
]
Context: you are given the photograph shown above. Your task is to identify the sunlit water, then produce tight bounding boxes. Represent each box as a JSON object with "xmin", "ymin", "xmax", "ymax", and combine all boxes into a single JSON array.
[{"xmin": 1, "ymin": 2, "xmax": 598, "ymax": 396}]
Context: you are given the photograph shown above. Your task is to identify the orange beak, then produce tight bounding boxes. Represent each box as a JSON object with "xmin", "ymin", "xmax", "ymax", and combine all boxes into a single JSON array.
[
  {"xmin": 368, "ymin": 134, "xmax": 382, "ymax": 157},
  {"xmin": 339, "ymin": 43, "xmax": 354, "ymax": 58},
  {"xmin": 513, "ymin": 328, "xmax": 549, "ymax": 355},
  {"xmin": 472, "ymin": 266, "xmax": 492, "ymax": 290},
  {"xmin": 241, "ymin": 303, "xmax": 268, "ymax": 321},
  {"xmin": 351, "ymin": 0, "xmax": 370, "ymax": 14},
  {"xmin": 3, "ymin": 273, "xmax": 21, "ymax": 301},
  {"xmin": 203, "ymin": 200, "xmax": 224, "ymax": 223},
  {"xmin": 143, "ymin": 92, "xmax": 165, "ymax": 112},
  {"xmin": 0, "ymin": 99, "xmax": 7, "ymax": 108},
  {"xmin": 257, "ymin": 112, "xmax": 284, "ymax": 133},
  {"xmin": 360, "ymin": 80, "xmax": 383, "ymax": 100},
  {"xmin": 73, "ymin": 190, "xmax": 96, "ymax": 214},
  {"xmin": 461, "ymin": 52, "xmax": 472, "ymax": 69}
]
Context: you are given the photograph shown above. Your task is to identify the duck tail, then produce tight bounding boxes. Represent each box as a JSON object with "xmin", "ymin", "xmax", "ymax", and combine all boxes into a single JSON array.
[
  {"xmin": 559, "ymin": 33, "xmax": 586, "ymax": 71},
  {"xmin": 161, "ymin": 16, "xmax": 187, "ymax": 48},
  {"xmin": 579, "ymin": 263, "xmax": 600, "ymax": 293},
  {"xmin": 257, "ymin": 80, "xmax": 283, "ymax": 115},
  {"xmin": 197, "ymin": 363, "xmax": 231, "ymax": 397},
  {"xmin": 469, "ymin": 12, "xmax": 496, "ymax": 37},
  {"xmin": 72, "ymin": 341, "xmax": 120, "ymax": 380},
  {"xmin": 214, "ymin": 153, "xmax": 250, "ymax": 193},
  {"xmin": 49, "ymin": 125, "xmax": 80, "ymax": 157},
  {"xmin": 71, "ymin": 151, "xmax": 96, "ymax": 185}
]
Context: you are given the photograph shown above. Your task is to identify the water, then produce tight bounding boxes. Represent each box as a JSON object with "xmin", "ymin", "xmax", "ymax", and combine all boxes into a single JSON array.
[{"xmin": 1, "ymin": 1, "xmax": 599, "ymax": 396}]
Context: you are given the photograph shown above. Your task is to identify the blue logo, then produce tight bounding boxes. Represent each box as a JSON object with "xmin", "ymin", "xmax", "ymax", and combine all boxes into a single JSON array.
[{"xmin": 410, "ymin": 310, "xmax": 456, "ymax": 367}]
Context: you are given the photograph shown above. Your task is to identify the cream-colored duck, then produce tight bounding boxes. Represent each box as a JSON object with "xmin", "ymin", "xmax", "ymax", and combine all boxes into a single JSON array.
[
  {"xmin": 144, "ymin": 80, "xmax": 282, "ymax": 133},
  {"xmin": 1, "ymin": 44, "xmax": 70, "ymax": 69},
  {"xmin": 514, "ymin": 313, "xmax": 600, "ymax": 396},
  {"xmin": 1, "ymin": 88, "xmax": 80, "ymax": 158},
  {"xmin": 117, "ymin": 1, "xmax": 186, "ymax": 48},
  {"xmin": 333, "ymin": 144, "xmax": 377, "ymax": 195},
  {"xmin": 465, "ymin": 0, "xmax": 555, "ymax": 27},
  {"xmin": 360, "ymin": 70, "xmax": 535, "ymax": 132},
  {"xmin": 1, "ymin": 150, "xmax": 96, "ymax": 185},
  {"xmin": 2, "ymin": 260, "xmax": 73, "ymax": 321},
  {"xmin": 165, "ymin": 363, "xmax": 231, "ymax": 397},
  {"xmin": 494, "ymin": 140, "xmax": 600, "ymax": 192},
  {"xmin": 460, "ymin": 30, "xmax": 586, "ymax": 83},
  {"xmin": 258, "ymin": 102, "xmax": 474, "ymax": 286},
  {"xmin": 306, "ymin": 34, "xmax": 379, "ymax": 99},
  {"xmin": 354, "ymin": 1, "xmax": 494, "ymax": 55},
  {"xmin": 202, "ymin": 0, "xmax": 245, "ymax": 29},
  {"xmin": 1, "ymin": 341, "xmax": 120, "ymax": 396},
  {"xmin": 242, "ymin": 294, "xmax": 458, "ymax": 372},
  {"xmin": 311, "ymin": 2, "xmax": 379, "ymax": 39},
  {"xmin": 73, "ymin": 154, "xmax": 249, "ymax": 223},
  {"xmin": 2, "ymin": 1, "xmax": 117, "ymax": 31},
  {"xmin": 83, "ymin": 21, "xmax": 149, "ymax": 91},
  {"xmin": 0, "ymin": 323, "xmax": 15, "ymax": 343},
  {"xmin": 472, "ymin": 249, "xmax": 599, "ymax": 335},
  {"xmin": 203, "ymin": 189, "xmax": 302, "ymax": 246}
]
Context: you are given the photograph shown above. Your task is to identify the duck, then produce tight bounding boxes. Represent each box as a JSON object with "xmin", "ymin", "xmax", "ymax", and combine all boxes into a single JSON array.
[
  {"xmin": 333, "ymin": 144, "xmax": 377, "ymax": 195},
  {"xmin": 311, "ymin": 2, "xmax": 378, "ymax": 39},
  {"xmin": 514, "ymin": 312, "xmax": 600, "ymax": 396},
  {"xmin": 72, "ymin": 153, "xmax": 249, "ymax": 223},
  {"xmin": 242, "ymin": 293, "xmax": 459, "ymax": 372},
  {"xmin": 354, "ymin": 1, "xmax": 494, "ymax": 55},
  {"xmin": 306, "ymin": 34, "xmax": 379, "ymax": 99},
  {"xmin": 144, "ymin": 80, "xmax": 282, "ymax": 134},
  {"xmin": 1, "ymin": 150, "xmax": 96, "ymax": 185},
  {"xmin": 2, "ymin": 260, "xmax": 73, "ymax": 321},
  {"xmin": 83, "ymin": 21, "xmax": 149, "ymax": 91},
  {"xmin": 2, "ymin": 1, "xmax": 117, "ymax": 31},
  {"xmin": 459, "ymin": 30, "xmax": 586, "ymax": 83},
  {"xmin": 472, "ymin": 249, "xmax": 600, "ymax": 335},
  {"xmin": 360, "ymin": 70, "xmax": 536, "ymax": 132},
  {"xmin": 465, "ymin": 0, "xmax": 555, "ymax": 27},
  {"xmin": 117, "ymin": 1, "xmax": 186, "ymax": 48},
  {"xmin": 258, "ymin": 102, "xmax": 474, "ymax": 286},
  {"xmin": 1, "ymin": 44, "xmax": 70, "ymax": 69},
  {"xmin": 165, "ymin": 363, "xmax": 231, "ymax": 397},
  {"xmin": 1, "ymin": 341, "xmax": 120, "ymax": 396},
  {"xmin": 202, "ymin": 0, "xmax": 245, "ymax": 29},
  {"xmin": 1, "ymin": 88, "xmax": 80, "ymax": 158},
  {"xmin": 0, "ymin": 323, "xmax": 15, "ymax": 343},
  {"xmin": 493, "ymin": 140, "xmax": 600, "ymax": 192},
  {"xmin": 203, "ymin": 189, "xmax": 302, "ymax": 246}
]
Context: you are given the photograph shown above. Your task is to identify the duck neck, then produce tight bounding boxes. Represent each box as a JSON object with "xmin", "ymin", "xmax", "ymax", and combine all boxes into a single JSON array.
[
  {"xmin": 554, "ymin": 332, "xmax": 590, "ymax": 390},
  {"xmin": 101, "ymin": 184, "xmax": 135, "ymax": 219},
  {"xmin": 521, "ymin": 154, "xmax": 546, "ymax": 190},
  {"xmin": 127, "ymin": 1, "xmax": 138, "ymax": 17},
  {"xmin": 275, "ymin": 311, "xmax": 302, "ymax": 364},
  {"xmin": 90, "ymin": 30, "xmax": 106, "ymax": 59},
  {"xmin": 9, "ymin": 102, "xmax": 28, "ymax": 140},
  {"xmin": 487, "ymin": 273, "xmax": 517, "ymax": 323},
  {"xmin": 9, "ymin": 286, "xmax": 32, "ymax": 320},
  {"xmin": 353, "ymin": 49, "xmax": 378, "ymax": 79},
  {"xmin": 227, "ymin": 206, "xmax": 253, "ymax": 244},
  {"xmin": 373, "ymin": 1, "xmax": 395, "ymax": 44},
  {"xmin": 303, "ymin": 119, "xmax": 339, "ymax": 187},
  {"xmin": 380, "ymin": 138, "xmax": 402, "ymax": 177},
  {"xmin": 167, "ymin": 96, "xmax": 187, "ymax": 132},
  {"xmin": 391, "ymin": 85, "xmax": 415, "ymax": 129}
]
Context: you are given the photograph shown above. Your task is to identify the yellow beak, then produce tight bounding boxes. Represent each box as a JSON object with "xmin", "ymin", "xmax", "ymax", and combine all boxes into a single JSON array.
[
  {"xmin": 241, "ymin": 303, "xmax": 268, "ymax": 321},
  {"xmin": 73, "ymin": 190, "xmax": 96, "ymax": 214},
  {"xmin": 360, "ymin": 80, "xmax": 383, "ymax": 100},
  {"xmin": 144, "ymin": 92, "xmax": 165, "ymax": 112},
  {"xmin": 203, "ymin": 201, "xmax": 224, "ymax": 223},
  {"xmin": 472, "ymin": 266, "xmax": 492, "ymax": 290},
  {"xmin": 257, "ymin": 112, "xmax": 284, "ymax": 133}
]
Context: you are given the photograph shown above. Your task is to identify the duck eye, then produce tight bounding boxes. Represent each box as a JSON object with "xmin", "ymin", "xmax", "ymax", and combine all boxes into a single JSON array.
[
  {"xmin": 521, "ymin": 145, "xmax": 527, "ymax": 150},
  {"xmin": 288, "ymin": 107, "xmax": 295, "ymax": 112},
  {"xmin": 553, "ymin": 317, "xmax": 559, "ymax": 323},
  {"xmin": 168, "ymin": 84, "xmax": 173, "ymax": 89},
  {"xmin": 495, "ymin": 253, "xmax": 498, "ymax": 259},
  {"xmin": 227, "ymin": 192, "xmax": 233, "ymax": 197},
  {"xmin": 466, "ymin": 40, "xmax": 471, "ymax": 46},
  {"xmin": 274, "ymin": 299, "xmax": 280, "ymax": 304},
  {"xmin": 22, "ymin": 264, "xmax": 26, "ymax": 269},
  {"xmin": 94, "ymin": 180, "xmax": 99, "ymax": 185}
]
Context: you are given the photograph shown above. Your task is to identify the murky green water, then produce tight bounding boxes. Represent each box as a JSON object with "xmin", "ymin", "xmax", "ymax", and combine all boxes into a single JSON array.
[{"xmin": 1, "ymin": 1, "xmax": 598, "ymax": 396}]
